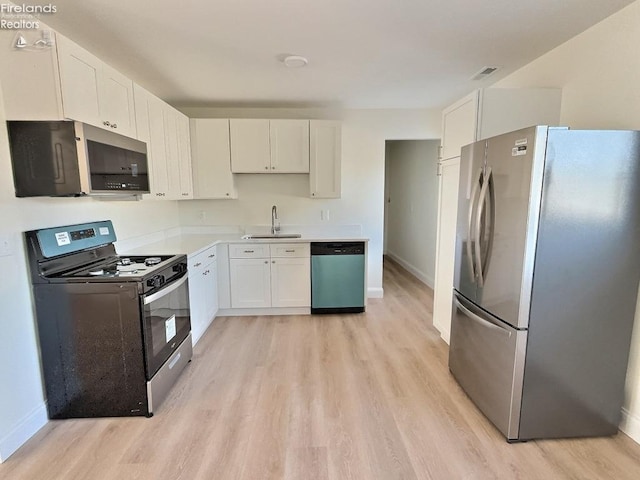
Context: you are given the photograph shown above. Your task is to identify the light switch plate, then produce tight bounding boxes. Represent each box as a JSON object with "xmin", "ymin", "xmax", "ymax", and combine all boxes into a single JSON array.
[{"xmin": 0, "ymin": 234, "xmax": 12, "ymax": 257}]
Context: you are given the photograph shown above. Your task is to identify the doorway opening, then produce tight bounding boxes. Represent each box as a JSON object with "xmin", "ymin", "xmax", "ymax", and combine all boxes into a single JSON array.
[{"xmin": 383, "ymin": 139, "xmax": 441, "ymax": 290}]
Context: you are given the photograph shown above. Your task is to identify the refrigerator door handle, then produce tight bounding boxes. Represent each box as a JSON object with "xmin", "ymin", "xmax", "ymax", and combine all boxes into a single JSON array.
[
  {"xmin": 467, "ymin": 167, "xmax": 483, "ymax": 281},
  {"xmin": 455, "ymin": 293, "xmax": 512, "ymax": 337},
  {"xmin": 475, "ymin": 167, "xmax": 492, "ymax": 287}
]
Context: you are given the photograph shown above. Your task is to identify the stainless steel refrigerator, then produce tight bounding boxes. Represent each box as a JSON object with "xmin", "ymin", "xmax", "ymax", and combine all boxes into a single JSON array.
[{"xmin": 449, "ymin": 125, "xmax": 640, "ymax": 442}]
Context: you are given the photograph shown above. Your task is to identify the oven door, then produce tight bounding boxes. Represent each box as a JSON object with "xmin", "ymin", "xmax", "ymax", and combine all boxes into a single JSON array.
[{"xmin": 141, "ymin": 273, "xmax": 191, "ymax": 378}]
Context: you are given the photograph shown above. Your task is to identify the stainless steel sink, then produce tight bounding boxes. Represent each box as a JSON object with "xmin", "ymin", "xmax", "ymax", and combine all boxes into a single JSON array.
[{"xmin": 242, "ymin": 233, "xmax": 302, "ymax": 239}]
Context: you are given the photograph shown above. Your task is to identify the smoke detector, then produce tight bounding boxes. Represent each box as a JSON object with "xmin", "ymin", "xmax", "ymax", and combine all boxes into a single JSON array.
[
  {"xmin": 471, "ymin": 66, "xmax": 500, "ymax": 81},
  {"xmin": 283, "ymin": 55, "xmax": 308, "ymax": 68}
]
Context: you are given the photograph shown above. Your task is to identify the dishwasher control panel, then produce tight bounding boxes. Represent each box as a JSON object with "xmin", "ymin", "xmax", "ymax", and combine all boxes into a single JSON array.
[{"xmin": 310, "ymin": 242, "xmax": 365, "ymax": 255}]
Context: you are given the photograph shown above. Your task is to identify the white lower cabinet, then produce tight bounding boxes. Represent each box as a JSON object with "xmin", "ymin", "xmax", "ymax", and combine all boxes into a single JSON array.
[
  {"xmin": 271, "ymin": 257, "xmax": 310, "ymax": 307},
  {"xmin": 188, "ymin": 246, "xmax": 219, "ymax": 345},
  {"xmin": 229, "ymin": 243, "xmax": 310, "ymax": 309},
  {"xmin": 229, "ymin": 258, "xmax": 272, "ymax": 308}
]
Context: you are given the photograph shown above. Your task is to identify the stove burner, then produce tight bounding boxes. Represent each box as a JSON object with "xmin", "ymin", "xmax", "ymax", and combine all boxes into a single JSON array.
[{"xmin": 145, "ymin": 257, "xmax": 162, "ymax": 266}]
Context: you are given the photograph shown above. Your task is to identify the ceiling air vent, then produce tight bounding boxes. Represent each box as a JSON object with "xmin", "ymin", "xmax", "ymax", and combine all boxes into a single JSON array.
[{"xmin": 471, "ymin": 66, "xmax": 500, "ymax": 81}]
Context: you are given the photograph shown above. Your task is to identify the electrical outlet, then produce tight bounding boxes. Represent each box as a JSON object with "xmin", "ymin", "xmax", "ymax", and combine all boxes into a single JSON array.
[{"xmin": 0, "ymin": 234, "xmax": 12, "ymax": 257}]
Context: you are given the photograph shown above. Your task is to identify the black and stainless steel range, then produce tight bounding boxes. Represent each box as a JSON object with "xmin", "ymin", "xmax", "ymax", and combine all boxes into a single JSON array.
[{"xmin": 25, "ymin": 220, "xmax": 192, "ymax": 419}]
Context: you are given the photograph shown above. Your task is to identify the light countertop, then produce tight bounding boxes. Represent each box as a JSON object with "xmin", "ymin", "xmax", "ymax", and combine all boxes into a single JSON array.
[{"xmin": 123, "ymin": 233, "xmax": 369, "ymax": 257}]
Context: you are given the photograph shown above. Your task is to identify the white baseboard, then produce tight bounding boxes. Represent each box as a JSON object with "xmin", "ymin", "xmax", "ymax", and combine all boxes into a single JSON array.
[
  {"xmin": 620, "ymin": 407, "xmax": 640, "ymax": 445},
  {"xmin": 368, "ymin": 287, "xmax": 384, "ymax": 298},
  {"xmin": 217, "ymin": 307, "xmax": 310, "ymax": 317},
  {"xmin": 386, "ymin": 252, "xmax": 434, "ymax": 288},
  {"xmin": 0, "ymin": 403, "xmax": 47, "ymax": 462}
]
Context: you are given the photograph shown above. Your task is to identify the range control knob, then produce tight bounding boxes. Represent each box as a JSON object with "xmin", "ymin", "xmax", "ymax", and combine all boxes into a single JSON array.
[
  {"xmin": 172, "ymin": 263, "xmax": 186, "ymax": 274},
  {"xmin": 147, "ymin": 275, "xmax": 165, "ymax": 289}
]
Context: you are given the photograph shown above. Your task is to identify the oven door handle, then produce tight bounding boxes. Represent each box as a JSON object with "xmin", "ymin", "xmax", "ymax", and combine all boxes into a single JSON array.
[{"xmin": 143, "ymin": 274, "xmax": 188, "ymax": 305}]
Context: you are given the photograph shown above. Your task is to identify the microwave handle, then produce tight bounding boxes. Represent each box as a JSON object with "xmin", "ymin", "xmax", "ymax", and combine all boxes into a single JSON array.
[{"xmin": 143, "ymin": 274, "xmax": 188, "ymax": 305}]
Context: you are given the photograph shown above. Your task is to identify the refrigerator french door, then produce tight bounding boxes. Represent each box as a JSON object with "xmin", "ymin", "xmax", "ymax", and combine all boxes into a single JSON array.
[{"xmin": 449, "ymin": 126, "xmax": 640, "ymax": 441}]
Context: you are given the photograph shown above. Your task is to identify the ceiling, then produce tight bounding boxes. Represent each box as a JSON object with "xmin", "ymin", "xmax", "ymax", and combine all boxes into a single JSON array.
[{"xmin": 42, "ymin": 0, "xmax": 635, "ymax": 110}]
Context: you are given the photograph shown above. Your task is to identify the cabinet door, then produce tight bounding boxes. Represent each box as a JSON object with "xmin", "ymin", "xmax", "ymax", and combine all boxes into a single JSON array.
[
  {"xmin": 176, "ymin": 112, "xmax": 193, "ymax": 199},
  {"xmin": 310, "ymin": 120, "xmax": 341, "ymax": 198},
  {"xmin": 163, "ymin": 108, "xmax": 182, "ymax": 199},
  {"xmin": 230, "ymin": 258, "xmax": 271, "ymax": 308},
  {"xmin": 147, "ymin": 94, "xmax": 170, "ymax": 198},
  {"xmin": 206, "ymin": 260, "xmax": 219, "ymax": 321},
  {"xmin": 441, "ymin": 91, "xmax": 478, "ymax": 161},
  {"xmin": 56, "ymin": 35, "xmax": 102, "ymax": 127},
  {"xmin": 271, "ymin": 257, "xmax": 311, "ymax": 307},
  {"xmin": 99, "ymin": 64, "xmax": 136, "ymax": 138},
  {"xmin": 270, "ymin": 120, "xmax": 310, "ymax": 173},
  {"xmin": 133, "ymin": 84, "xmax": 150, "ymax": 143},
  {"xmin": 190, "ymin": 119, "xmax": 237, "ymax": 199},
  {"xmin": 432, "ymin": 157, "xmax": 461, "ymax": 344},
  {"xmin": 230, "ymin": 119, "xmax": 271, "ymax": 173},
  {"xmin": 188, "ymin": 261, "xmax": 207, "ymax": 345}
]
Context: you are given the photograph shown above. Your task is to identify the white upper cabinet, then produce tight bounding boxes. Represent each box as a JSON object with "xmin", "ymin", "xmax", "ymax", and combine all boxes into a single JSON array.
[
  {"xmin": 270, "ymin": 120, "xmax": 310, "ymax": 173},
  {"xmin": 230, "ymin": 119, "xmax": 310, "ymax": 173},
  {"xmin": 134, "ymin": 84, "xmax": 192, "ymax": 200},
  {"xmin": 441, "ymin": 92, "xmax": 479, "ymax": 161},
  {"xmin": 0, "ymin": 31, "xmax": 136, "ymax": 137},
  {"xmin": 56, "ymin": 35, "xmax": 136, "ymax": 138},
  {"xmin": 175, "ymin": 111, "xmax": 193, "ymax": 199},
  {"xmin": 190, "ymin": 119, "xmax": 237, "ymax": 199},
  {"xmin": 230, "ymin": 119, "xmax": 271, "ymax": 173},
  {"xmin": 440, "ymin": 88, "xmax": 562, "ymax": 161},
  {"xmin": 310, "ymin": 120, "xmax": 341, "ymax": 198}
]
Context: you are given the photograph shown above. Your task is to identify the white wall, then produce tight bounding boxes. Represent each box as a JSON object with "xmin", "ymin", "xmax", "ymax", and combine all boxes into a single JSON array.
[
  {"xmin": 493, "ymin": 0, "xmax": 640, "ymax": 443},
  {"xmin": 0, "ymin": 83, "xmax": 181, "ymax": 461},
  {"xmin": 384, "ymin": 140, "xmax": 440, "ymax": 286},
  {"xmin": 179, "ymin": 107, "xmax": 442, "ymax": 297}
]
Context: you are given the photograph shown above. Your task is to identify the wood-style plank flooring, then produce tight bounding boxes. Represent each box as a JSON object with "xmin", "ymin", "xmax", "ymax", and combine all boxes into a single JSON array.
[{"xmin": 2, "ymin": 256, "xmax": 640, "ymax": 479}]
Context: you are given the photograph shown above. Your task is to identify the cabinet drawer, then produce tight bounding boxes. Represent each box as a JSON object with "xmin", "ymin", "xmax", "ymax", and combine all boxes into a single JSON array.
[
  {"xmin": 190, "ymin": 245, "xmax": 217, "ymax": 269},
  {"xmin": 229, "ymin": 243, "xmax": 270, "ymax": 259},
  {"xmin": 270, "ymin": 243, "xmax": 310, "ymax": 258}
]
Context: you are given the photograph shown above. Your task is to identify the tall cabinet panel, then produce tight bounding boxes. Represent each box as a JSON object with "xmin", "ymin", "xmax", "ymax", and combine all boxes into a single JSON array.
[{"xmin": 433, "ymin": 88, "xmax": 562, "ymax": 344}]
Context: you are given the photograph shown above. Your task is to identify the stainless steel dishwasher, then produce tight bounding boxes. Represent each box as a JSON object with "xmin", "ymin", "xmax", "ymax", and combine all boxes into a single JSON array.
[{"xmin": 310, "ymin": 242, "xmax": 365, "ymax": 314}]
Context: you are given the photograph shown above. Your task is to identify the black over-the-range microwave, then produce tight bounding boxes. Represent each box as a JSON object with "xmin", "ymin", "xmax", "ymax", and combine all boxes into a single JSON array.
[{"xmin": 7, "ymin": 120, "xmax": 149, "ymax": 197}]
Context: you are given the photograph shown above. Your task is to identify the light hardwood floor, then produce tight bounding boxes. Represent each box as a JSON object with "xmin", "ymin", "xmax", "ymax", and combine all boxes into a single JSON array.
[{"xmin": 2, "ymin": 257, "xmax": 640, "ymax": 479}]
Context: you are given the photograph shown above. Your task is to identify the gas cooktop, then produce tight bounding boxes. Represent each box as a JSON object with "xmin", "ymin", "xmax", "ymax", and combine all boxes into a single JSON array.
[
  {"xmin": 61, "ymin": 255, "xmax": 178, "ymax": 279},
  {"xmin": 66, "ymin": 255, "xmax": 170, "ymax": 277}
]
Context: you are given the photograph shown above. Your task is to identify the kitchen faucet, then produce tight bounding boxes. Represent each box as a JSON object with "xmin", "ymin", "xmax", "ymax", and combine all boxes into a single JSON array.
[{"xmin": 271, "ymin": 205, "xmax": 280, "ymax": 235}]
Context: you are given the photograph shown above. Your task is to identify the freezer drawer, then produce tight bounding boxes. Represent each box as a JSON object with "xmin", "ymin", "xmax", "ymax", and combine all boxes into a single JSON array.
[{"xmin": 449, "ymin": 291, "xmax": 527, "ymax": 440}]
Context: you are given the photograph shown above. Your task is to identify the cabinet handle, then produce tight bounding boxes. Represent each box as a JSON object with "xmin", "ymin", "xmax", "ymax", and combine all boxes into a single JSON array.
[
  {"xmin": 208, "ymin": 254, "xmax": 215, "ymax": 258},
  {"xmin": 156, "ymin": 192, "xmax": 166, "ymax": 197},
  {"xmin": 103, "ymin": 120, "xmax": 111, "ymax": 126},
  {"xmin": 203, "ymin": 270, "xmax": 209, "ymax": 275},
  {"xmin": 111, "ymin": 123, "xmax": 118, "ymax": 129},
  {"xmin": 271, "ymin": 166, "xmax": 275, "ymax": 170},
  {"xmin": 264, "ymin": 166, "xmax": 269, "ymax": 170},
  {"xmin": 311, "ymin": 192, "xmax": 315, "ymax": 196},
  {"xmin": 285, "ymin": 249, "xmax": 295, "ymax": 253},
  {"xmin": 272, "ymin": 260, "xmax": 275, "ymax": 264},
  {"xmin": 244, "ymin": 250, "xmax": 254, "ymax": 253},
  {"xmin": 264, "ymin": 260, "xmax": 269, "ymax": 264},
  {"xmin": 226, "ymin": 193, "xmax": 230, "ymax": 196},
  {"xmin": 194, "ymin": 262, "xmax": 202, "ymax": 267},
  {"xmin": 182, "ymin": 193, "xmax": 189, "ymax": 196}
]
